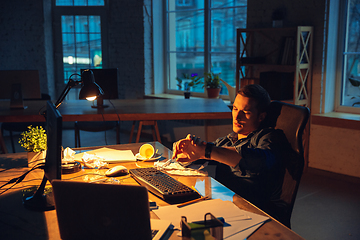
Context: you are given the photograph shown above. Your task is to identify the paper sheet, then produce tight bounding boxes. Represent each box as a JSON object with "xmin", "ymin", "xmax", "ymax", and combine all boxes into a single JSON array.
[
  {"xmin": 154, "ymin": 160, "xmax": 207, "ymax": 176},
  {"xmin": 74, "ymin": 147, "xmax": 136, "ymax": 163},
  {"xmin": 153, "ymin": 198, "xmax": 269, "ymax": 240}
]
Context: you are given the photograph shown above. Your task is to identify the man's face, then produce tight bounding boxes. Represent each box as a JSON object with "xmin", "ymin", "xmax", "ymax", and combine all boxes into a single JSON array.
[{"xmin": 232, "ymin": 94, "xmax": 265, "ymax": 136}]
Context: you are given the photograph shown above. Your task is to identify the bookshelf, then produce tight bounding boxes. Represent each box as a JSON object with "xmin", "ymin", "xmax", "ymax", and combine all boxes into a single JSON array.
[{"xmin": 235, "ymin": 26, "xmax": 313, "ymax": 107}]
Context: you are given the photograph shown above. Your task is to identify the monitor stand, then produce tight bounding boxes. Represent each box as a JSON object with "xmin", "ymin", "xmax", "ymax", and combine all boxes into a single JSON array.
[
  {"xmin": 23, "ymin": 175, "xmax": 55, "ymax": 211},
  {"xmin": 91, "ymin": 96, "xmax": 109, "ymax": 108},
  {"xmin": 10, "ymin": 83, "xmax": 27, "ymax": 109}
]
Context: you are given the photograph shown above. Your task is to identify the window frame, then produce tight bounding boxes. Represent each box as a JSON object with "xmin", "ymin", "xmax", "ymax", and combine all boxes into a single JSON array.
[
  {"xmin": 334, "ymin": 0, "xmax": 360, "ymax": 114},
  {"xmin": 52, "ymin": 0, "xmax": 108, "ymax": 99},
  {"xmin": 163, "ymin": 1, "xmax": 246, "ymax": 99}
]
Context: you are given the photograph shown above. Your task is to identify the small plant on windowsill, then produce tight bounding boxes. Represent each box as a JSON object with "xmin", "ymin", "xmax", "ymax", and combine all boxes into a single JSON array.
[
  {"xmin": 19, "ymin": 125, "xmax": 47, "ymax": 167},
  {"xmin": 204, "ymin": 72, "xmax": 222, "ymax": 98},
  {"xmin": 176, "ymin": 73, "xmax": 202, "ymax": 99}
]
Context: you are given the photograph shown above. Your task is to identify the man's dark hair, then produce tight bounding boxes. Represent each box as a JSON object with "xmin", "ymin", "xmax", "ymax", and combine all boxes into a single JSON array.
[{"xmin": 238, "ymin": 84, "xmax": 271, "ymax": 113}]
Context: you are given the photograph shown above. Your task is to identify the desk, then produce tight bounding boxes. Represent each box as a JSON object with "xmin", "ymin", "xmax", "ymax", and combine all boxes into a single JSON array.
[
  {"xmin": 0, "ymin": 98, "xmax": 232, "ymax": 122},
  {"xmin": 0, "ymin": 98, "xmax": 231, "ymax": 151},
  {"xmin": 0, "ymin": 142, "xmax": 304, "ymax": 240}
]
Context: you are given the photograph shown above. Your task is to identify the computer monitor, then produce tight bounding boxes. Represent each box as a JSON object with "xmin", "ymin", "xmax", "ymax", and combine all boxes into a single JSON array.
[
  {"xmin": 23, "ymin": 101, "xmax": 63, "ymax": 211},
  {"xmin": 0, "ymin": 70, "xmax": 41, "ymax": 100}
]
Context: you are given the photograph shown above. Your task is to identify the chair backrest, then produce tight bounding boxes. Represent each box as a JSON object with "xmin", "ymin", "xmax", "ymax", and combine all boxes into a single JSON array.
[{"xmin": 263, "ymin": 100, "xmax": 310, "ymax": 228}]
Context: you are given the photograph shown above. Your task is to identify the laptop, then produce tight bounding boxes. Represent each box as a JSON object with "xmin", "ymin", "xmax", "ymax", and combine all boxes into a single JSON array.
[{"xmin": 52, "ymin": 180, "xmax": 173, "ymax": 240}]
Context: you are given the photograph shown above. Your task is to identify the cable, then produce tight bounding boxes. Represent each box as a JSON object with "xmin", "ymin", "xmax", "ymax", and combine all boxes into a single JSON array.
[
  {"xmin": 103, "ymin": 99, "xmax": 121, "ymax": 145},
  {"xmin": 0, "ymin": 163, "xmax": 45, "ymax": 195},
  {"xmin": 0, "ymin": 157, "xmax": 46, "ymax": 173}
]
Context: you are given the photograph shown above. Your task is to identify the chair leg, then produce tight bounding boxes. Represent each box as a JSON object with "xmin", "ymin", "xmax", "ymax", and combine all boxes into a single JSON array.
[
  {"xmin": 154, "ymin": 121, "xmax": 162, "ymax": 143},
  {"xmin": 129, "ymin": 121, "xmax": 136, "ymax": 143},
  {"xmin": 130, "ymin": 120, "xmax": 161, "ymax": 143},
  {"xmin": 9, "ymin": 130, "xmax": 15, "ymax": 153},
  {"xmin": 74, "ymin": 123, "xmax": 80, "ymax": 148},
  {"xmin": 0, "ymin": 130, "xmax": 8, "ymax": 154},
  {"xmin": 135, "ymin": 121, "xmax": 144, "ymax": 143},
  {"xmin": 116, "ymin": 122, "xmax": 120, "ymax": 144}
]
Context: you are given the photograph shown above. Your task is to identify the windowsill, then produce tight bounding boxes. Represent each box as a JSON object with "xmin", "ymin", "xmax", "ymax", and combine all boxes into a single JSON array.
[
  {"xmin": 145, "ymin": 93, "xmax": 232, "ymax": 106},
  {"xmin": 311, "ymin": 112, "xmax": 360, "ymax": 130}
]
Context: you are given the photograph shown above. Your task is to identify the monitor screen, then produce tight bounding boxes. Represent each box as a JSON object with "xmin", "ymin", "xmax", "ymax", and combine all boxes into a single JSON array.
[
  {"xmin": 44, "ymin": 101, "xmax": 63, "ymax": 182},
  {"xmin": 81, "ymin": 68, "xmax": 118, "ymax": 99},
  {"xmin": 0, "ymin": 70, "xmax": 41, "ymax": 99}
]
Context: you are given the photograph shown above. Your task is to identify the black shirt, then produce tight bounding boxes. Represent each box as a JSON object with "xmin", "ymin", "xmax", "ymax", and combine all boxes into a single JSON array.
[{"xmin": 213, "ymin": 127, "xmax": 291, "ymax": 214}]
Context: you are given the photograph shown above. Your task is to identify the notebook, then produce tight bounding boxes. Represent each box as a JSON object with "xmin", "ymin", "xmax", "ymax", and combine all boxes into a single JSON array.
[{"xmin": 52, "ymin": 180, "xmax": 173, "ymax": 240}]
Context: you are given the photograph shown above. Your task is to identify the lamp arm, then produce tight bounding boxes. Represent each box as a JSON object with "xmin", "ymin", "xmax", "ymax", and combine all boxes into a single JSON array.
[{"xmin": 55, "ymin": 74, "xmax": 82, "ymax": 109}]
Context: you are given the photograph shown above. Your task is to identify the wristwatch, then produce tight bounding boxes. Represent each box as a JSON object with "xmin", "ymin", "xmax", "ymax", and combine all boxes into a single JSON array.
[{"xmin": 205, "ymin": 142, "xmax": 215, "ymax": 159}]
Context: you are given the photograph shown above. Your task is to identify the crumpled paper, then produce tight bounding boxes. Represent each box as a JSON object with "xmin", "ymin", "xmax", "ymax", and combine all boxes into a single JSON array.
[
  {"xmin": 62, "ymin": 147, "xmax": 76, "ymax": 164},
  {"xmin": 154, "ymin": 159, "xmax": 207, "ymax": 176},
  {"xmin": 81, "ymin": 152, "xmax": 108, "ymax": 169}
]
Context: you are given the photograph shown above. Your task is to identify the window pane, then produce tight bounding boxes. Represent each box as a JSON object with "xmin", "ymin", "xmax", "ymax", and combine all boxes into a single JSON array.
[
  {"xmin": 89, "ymin": 16, "xmax": 101, "ymax": 33},
  {"xmin": 56, "ymin": 0, "xmax": 104, "ymax": 6},
  {"xmin": 90, "ymin": 33, "xmax": 102, "ymax": 67},
  {"xmin": 168, "ymin": 11, "xmax": 205, "ymax": 52},
  {"xmin": 61, "ymin": 14, "xmax": 102, "ymax": 95},
  {"xmin": 211, "ymin": 7, "xmax": 246, "ymax": 52},
  {"xmin": 211, "ymin": 0, "xmax": 247, "ymax": 8},
  {"xmin": 210, "ymin": 53, "xmax": 236, "ymax": 95},
  {"xmin": 341, "ymin": 0, "xmax": 360, "ymax": 107},
  {"xmin": 169, "ymin": 52, "xmax": 204, "ymax": 92},
  {"xmin": 166, "ymin": 0, "xmax": 247, "ymax": 96},
  {"xmin": 170, "ymin": 0, "xmax": 204, "ymax": 11}
]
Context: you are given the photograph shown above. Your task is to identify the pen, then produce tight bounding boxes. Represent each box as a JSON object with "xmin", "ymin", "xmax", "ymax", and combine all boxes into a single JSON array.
[{"xmin": 177, "ymin": 196, "xmax": 209, "ymax": 208}]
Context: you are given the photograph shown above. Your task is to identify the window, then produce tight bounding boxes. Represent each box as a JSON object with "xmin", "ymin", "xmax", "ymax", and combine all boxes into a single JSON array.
[
  {"xmin": 56, "ymin": 0, "xmax": 104, "ymax": 6},
  {"xmin": 336, "ymin": 0, "xmax": 360, "ymax": 113},
  {"xmin": 53, "ymin": 0, "xmax": 106, "ymax": 100},
  {"xmin": 166, "ymin": 0, "xmax": 247, "ymax": 97}
]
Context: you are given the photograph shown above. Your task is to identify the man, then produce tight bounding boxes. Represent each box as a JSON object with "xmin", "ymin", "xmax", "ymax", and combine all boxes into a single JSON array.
[{"xmin": 172, "ymin": 84, "xmax": 293, "ymax": 222}]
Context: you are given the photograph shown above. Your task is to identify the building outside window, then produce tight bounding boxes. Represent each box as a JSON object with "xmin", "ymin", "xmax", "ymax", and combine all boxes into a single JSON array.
[
  {"xmin": 337, "ymin": 0, "xmax": 360, "ymax": 113},
  {"xmin": 166, "ymin": 0, "xmax": 247, "ymax": 97}
]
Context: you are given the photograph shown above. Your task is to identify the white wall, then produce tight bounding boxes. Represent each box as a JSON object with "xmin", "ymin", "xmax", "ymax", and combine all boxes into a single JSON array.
[{"xmin": 309, "ymin": 124, "xmax": 360, "ymax": 177}]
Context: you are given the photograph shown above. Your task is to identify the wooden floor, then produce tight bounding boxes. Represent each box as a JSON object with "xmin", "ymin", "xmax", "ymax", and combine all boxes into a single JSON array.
[{"xmin": 2, "ymin": 122, "xmax": 360, "ymax": 240}]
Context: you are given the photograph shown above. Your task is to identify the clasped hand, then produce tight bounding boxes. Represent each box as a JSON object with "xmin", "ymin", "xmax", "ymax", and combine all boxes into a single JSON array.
[{"xmin": 172, "ymin": 134, "xmax": 206, "ymax": 162}]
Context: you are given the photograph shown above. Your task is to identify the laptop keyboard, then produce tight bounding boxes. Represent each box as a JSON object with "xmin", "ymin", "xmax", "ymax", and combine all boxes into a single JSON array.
[{"xmin": 130, "ymin": 167, "xmax": 200, "ymax": 203}]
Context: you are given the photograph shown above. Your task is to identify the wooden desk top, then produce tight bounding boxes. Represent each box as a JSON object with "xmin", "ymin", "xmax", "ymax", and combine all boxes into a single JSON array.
[
  {"xmin": 0, "ymin": 142, "xmax": 304, "ymax": 240},
  {"xmin": 0, "ymin": 98, "xmax": 232, "ymax": 122}
]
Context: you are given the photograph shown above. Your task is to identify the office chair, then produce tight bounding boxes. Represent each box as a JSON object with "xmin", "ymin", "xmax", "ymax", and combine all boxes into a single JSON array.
[
  {"xmin": 1, "ymin": 93, "xmax": 51, "ymax": 153},
  {"xmin": 263, "ymin": 100, "xmax": 310, "ymax": 228},
  {"xmin": 74, "ymin": 68, "xmax": 120, "ymax": 148}
]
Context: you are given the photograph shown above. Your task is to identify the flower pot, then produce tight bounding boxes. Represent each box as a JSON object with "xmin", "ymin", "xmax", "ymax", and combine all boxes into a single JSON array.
[
  {"xmin": 206, "ymin": 88, "xmax": 221, "ymax": 99},
  {"xmin": 27, "ymin": 150, "xmax": 46, "ymax": 168},
  {"xmin": 184, "ymin": 91, "xmax": 191, "ymax": 99}
]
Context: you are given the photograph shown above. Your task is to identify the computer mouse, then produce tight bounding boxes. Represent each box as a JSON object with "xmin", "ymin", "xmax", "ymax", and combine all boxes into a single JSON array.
[{"xmin": 105, "ymin": 165, "xmax": 129, "ymax": 177}]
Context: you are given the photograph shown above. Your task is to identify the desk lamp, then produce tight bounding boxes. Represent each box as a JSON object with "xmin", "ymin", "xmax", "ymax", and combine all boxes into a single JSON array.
[
  {"xmin": 55, "ymin": 69, "xmax": 104, "ymax": 109},
  {"xmin": 21, "ymin": 70, "xmax": 103, "ymax": 211}
]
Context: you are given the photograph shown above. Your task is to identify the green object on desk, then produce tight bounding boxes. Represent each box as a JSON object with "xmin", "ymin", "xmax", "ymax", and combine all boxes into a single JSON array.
[{"xmin": 181, "ymin": 213, "xmax": 224, "ymax": 240}]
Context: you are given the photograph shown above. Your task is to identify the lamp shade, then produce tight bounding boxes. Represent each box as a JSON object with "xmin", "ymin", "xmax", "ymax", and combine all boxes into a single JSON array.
[{"xmin": 78, "ymin": 69, "xmax": 104, "ymax": 100}]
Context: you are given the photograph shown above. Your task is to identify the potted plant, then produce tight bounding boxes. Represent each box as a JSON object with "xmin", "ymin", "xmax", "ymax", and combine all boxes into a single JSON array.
[
  {"xmin": 176, "ymin": 73, "xmax": 202, "ymax": 99},
  {"xmin": 19, "ymin": 125, "xmax": 47, "ymax": 168},
  {"xmin": 204, "ymin": 72, "xmax": 222, "ymax": 98}
]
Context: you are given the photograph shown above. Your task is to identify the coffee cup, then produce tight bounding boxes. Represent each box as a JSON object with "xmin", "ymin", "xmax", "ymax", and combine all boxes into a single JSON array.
[{"xmin": 139, "ymin": 143, "xmax": 155, "ymax": 159}]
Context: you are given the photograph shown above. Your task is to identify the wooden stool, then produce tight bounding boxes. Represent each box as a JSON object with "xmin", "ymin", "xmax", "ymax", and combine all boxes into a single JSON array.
[{"xmin": 129, "ymin": 120, "xmax": 161, "ymax": 143}]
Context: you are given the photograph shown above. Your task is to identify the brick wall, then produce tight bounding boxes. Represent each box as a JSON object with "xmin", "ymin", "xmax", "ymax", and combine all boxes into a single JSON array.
[
  {"xmin": 0, "ymin": 0, "xmax": 51, "ymax": 96},
  {"xmin": 0, "ymin": 0, "xmax": 146, "ymax": 100},
  {"xmin": 107, "ymin": 0, "xmax": 145, "ymax": 99}
]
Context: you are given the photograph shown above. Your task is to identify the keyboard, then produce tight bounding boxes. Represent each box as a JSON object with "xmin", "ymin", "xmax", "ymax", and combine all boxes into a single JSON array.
[{"xmin": 129, "ymin": 167, "xmax": 200, "ymax": 203}]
